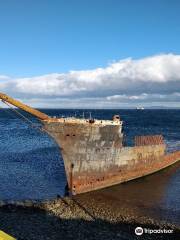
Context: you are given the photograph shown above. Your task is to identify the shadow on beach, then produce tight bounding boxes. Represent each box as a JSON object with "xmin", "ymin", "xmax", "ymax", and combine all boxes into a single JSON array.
[{"xmin": 0, "ymin": 201, "xmax": 179, "ymax": 240}]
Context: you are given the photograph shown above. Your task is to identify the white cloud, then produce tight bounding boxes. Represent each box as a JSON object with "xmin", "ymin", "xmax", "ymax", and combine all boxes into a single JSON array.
[{"xmin": 1, "ymin": 53, "xmax": 180, "ymax": 108}]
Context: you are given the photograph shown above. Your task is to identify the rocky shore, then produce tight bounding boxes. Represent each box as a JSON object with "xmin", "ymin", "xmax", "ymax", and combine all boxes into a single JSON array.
[{"xmin": 0, "ymin": 194, "xmax": 179, "ymax": 240}]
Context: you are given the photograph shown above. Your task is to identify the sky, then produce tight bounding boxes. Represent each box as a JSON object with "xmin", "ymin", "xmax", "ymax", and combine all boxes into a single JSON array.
[{"xmin": 0, "ymin": 0, "xmax": 180, "ymax": 108}]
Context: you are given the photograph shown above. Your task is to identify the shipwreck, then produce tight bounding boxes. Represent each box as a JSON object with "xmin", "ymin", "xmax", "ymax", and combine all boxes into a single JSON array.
[{"xmin": 0, "ymin": 93, "xmax": 180, "ymax": 195}]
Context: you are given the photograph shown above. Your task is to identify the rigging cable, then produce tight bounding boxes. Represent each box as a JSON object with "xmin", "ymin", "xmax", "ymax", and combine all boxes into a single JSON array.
[{"xmin": 0, "ymin": 100, "xmax": 47, "ymax": 133}]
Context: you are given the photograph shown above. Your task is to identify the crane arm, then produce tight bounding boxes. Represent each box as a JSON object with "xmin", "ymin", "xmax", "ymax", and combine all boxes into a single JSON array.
[{"xmin": 0, "ymin": 93, "xmax": 50, "ymax": 121}]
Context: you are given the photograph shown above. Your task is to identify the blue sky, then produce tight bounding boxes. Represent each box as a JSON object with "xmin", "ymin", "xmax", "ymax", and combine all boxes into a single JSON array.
[
  {"xmin": 0, "ymin": 0, "xmax": 179, "ymax": 76},
  {"xmin": 0, "ymin": 0, "xmax": 180, "ymax": 108}
]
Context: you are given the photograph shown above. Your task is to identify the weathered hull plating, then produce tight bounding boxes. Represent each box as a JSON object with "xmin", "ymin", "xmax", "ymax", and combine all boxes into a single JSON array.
[
  {"xmin": 71, "ymin": 150, "xmax": 180, "ymax": 194},
  {"xmin": 43, "ymin": 118, "xmax": 180, "ymax": 195}
]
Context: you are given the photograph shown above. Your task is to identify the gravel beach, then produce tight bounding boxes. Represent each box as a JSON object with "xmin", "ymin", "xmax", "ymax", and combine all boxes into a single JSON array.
[{"xmin": 0, "ymin": 193, "xmax": 179, "ymax": 240}]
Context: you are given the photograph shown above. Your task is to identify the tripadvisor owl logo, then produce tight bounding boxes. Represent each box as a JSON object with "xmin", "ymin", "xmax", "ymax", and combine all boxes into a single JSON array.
[{"xmin": 135, "ymin": 227, "xmax": 144, "ymax": 235}]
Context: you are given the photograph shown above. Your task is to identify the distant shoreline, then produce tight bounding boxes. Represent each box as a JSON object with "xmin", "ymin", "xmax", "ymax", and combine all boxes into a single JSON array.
[{"xmin": 0, "ymin": 107, "xmax": 180, "ymax": 110}]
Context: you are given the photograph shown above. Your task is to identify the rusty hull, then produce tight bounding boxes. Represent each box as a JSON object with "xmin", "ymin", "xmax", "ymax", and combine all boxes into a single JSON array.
[{"xmin": 42, "ymin": 117, "xmax": 180, "ymax": 195}]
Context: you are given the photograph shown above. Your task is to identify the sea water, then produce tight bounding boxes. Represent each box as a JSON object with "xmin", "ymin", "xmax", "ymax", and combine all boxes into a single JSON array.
[{"xmin": 0, "ymin": 109, "xmax": 179, "ymax": 224}]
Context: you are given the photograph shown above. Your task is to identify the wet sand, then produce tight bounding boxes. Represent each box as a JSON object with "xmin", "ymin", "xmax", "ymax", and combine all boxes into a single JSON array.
[{"xmin": 0, "ymin": 162, "xmax": 180, "ymax": 240}]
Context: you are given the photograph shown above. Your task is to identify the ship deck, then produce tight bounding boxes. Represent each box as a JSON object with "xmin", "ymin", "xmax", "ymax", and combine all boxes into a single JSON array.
[{"xmin": 43, "ymin": 117, "xmax": 122, "ymax": 126}]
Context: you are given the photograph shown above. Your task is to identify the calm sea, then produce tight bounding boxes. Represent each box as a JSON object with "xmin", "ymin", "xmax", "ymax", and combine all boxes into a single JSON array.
[{"xmin": 0, "ymin": 109, "xmax": 180, "ymax": 224}]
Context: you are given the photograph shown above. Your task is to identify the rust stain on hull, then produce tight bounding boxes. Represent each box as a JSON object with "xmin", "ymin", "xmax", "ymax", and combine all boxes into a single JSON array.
[
  {"xmin": 43, "ymin": 118, "xmax": 180, "ymax": 195},
  {"xmin": 135, "ymin": 135, "xmax": 164, "ymax": 146},
  {"xmin": 72, "ymin": 151, "xmax": 180, "ymax": 194}
]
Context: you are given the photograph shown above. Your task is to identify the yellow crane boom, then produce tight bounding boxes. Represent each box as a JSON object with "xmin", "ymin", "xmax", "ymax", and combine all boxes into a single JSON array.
[{"xmin": 0, "ymin": 93, "xmax": 50, "ymax": 121}]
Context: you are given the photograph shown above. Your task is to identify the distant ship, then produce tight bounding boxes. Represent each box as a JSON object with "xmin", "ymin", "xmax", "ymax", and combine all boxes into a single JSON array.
[
  {"xmin": 0, "ymin": 93, "xmax": 180, "ymax": 195},
  {"xmin": 136, "ymin": 106, "xmax": 145, "ymax": 110}
]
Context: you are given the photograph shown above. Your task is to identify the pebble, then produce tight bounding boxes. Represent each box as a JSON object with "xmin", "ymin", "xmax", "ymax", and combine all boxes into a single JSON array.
[{"xmin": 0, "ymin": 196, "xmax": 179, "ymax": 240}]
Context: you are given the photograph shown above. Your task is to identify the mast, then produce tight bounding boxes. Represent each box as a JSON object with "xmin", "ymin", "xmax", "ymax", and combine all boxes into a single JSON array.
[{"xmin": 0, "ymin": 93, "xmax": 50, "ymax": 121}]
